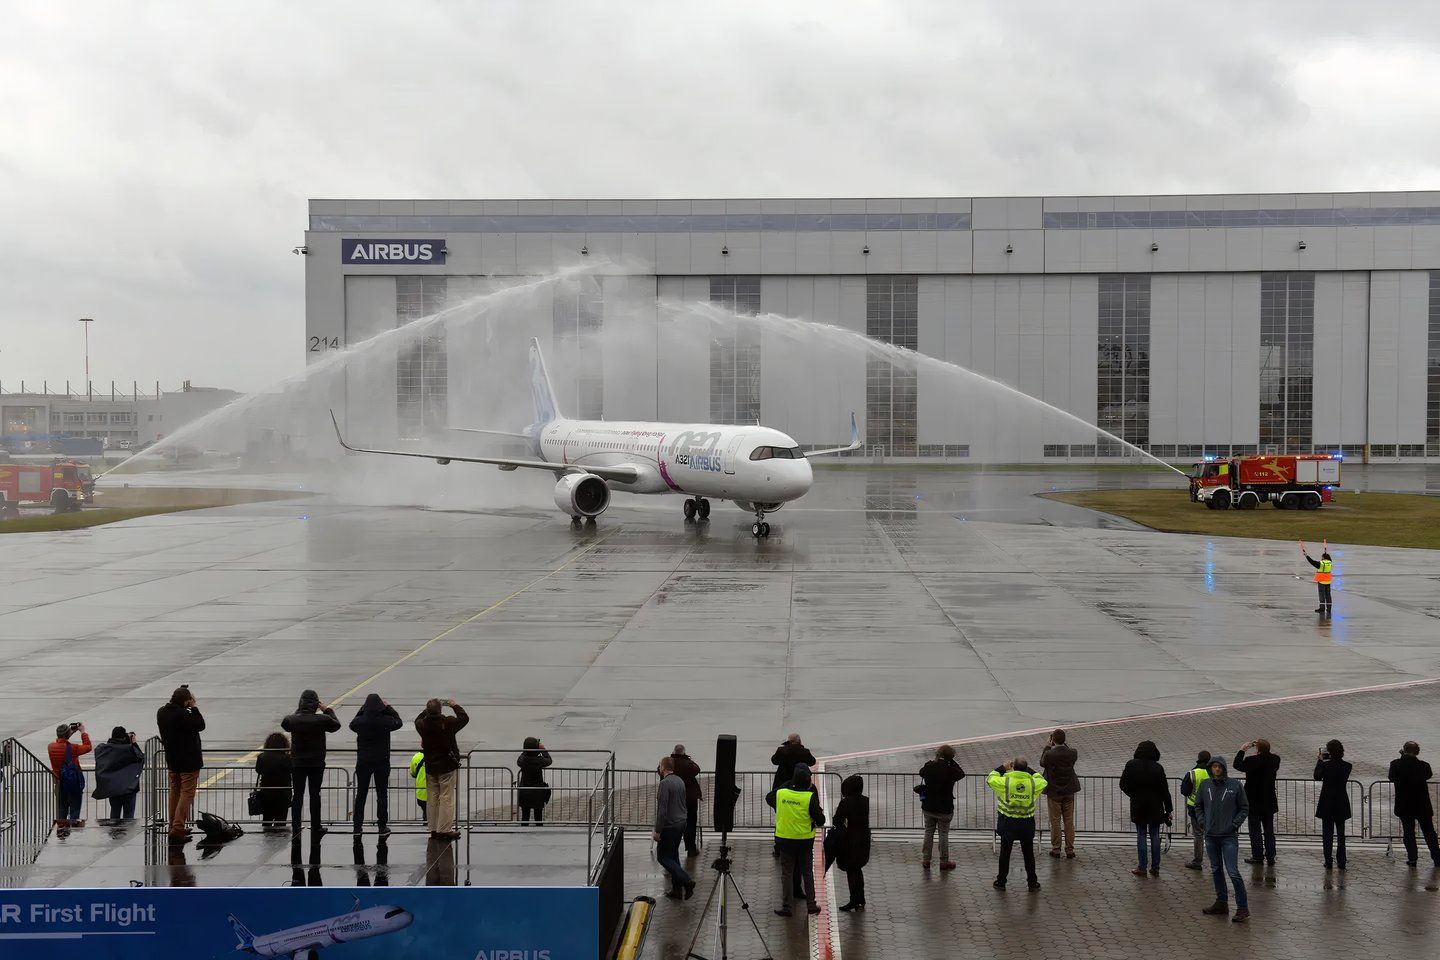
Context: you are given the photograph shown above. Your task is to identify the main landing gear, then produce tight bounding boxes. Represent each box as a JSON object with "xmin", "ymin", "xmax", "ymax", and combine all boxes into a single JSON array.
[
  {"xmin": 684, "ymin": 498, "xmax": 711, "ymax": 523},
  {"xmin": 750, "ymin": 508, "xmax": 771, "ymax": 539}
]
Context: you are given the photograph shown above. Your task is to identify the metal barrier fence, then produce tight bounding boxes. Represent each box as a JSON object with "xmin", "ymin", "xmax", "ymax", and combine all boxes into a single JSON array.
[
  {"xmin": 7, "ymin": 735, "xmax": 1432, "ymax": 878},
  {"xmin": 0, "ymin": 739, "xmax": 56, "ymax": 876},
  {"xmin": 1366, "ymin": 780, "xmax": 1440, "ymax": 851}
]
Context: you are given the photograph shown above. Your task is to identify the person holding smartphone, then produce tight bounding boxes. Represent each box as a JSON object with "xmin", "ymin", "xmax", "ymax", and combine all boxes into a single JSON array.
[
  {"xmin": 1233, "ymin": 739, "xmax": 1280, "ymax": 866},
  {"xmin": 92, "ymin": 727, "xmax": 144, "ymax": 823}
]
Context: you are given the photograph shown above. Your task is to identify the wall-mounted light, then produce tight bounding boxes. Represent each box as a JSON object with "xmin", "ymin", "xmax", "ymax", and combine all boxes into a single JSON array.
[
  {"xmin": 1004, "ymin": 243, "xmax": 1014, "ymax": 254},
  {"xmin": 721, "ymin": 245, "xmax": 729, "ymax": 256},
  {"xmin": 1297, "ymin": 240, "xmax": 1307, "ymax": 251},
  {"xmin": 862, "ymin": 244, "xmax": 870, "ymax": 256},
  {"xmin": 291, "ymin": 246, "xmax": 309, "ymax": 256},
  {"xmin": 1149, "ymin": 241, "xmax": 1159, "ymax": 252},
  {"xmin": 580, "ymin": 244, "xmax": 589, "ymax": 256}
]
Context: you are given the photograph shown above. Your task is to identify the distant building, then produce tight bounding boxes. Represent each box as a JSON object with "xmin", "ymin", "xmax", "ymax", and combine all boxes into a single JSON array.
[
  {"xmin": 0, "ymin": 382, "xmax": 242, "ymax": 452},
  {"xmin": 304, "ymin": 193, "xmax": 1440, "ymax": 463}
]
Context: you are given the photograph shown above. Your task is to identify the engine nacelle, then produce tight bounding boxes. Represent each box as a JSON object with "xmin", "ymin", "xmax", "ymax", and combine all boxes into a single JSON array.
[{"xmin": 554, "ymin": 473, "xmax": 610, "ymax": 518}]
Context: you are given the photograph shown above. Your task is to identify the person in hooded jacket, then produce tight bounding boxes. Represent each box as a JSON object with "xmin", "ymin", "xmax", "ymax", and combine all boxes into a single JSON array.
[
  {"xmin": 1233, "ymin": 739, "xmax": 1280, "ymax": 865},
  {"xmin": 1389, "ymin": 741, "xmax": 1440, "ymax": 867},
  {"xmin": 1314, "ymin": 739, "xmax": 1353, "ymax": 871},
  {"xmin": 766, "ymin": 763, "xmax": 826, "ymax": 917},
  {"xmin": 254, "ymin": 732, "xmax": 292, "ymax": 830},
  {"xmin": 282, "ymin": 690, "xmax": 341, "ymax": 835},
  {"xmin": 1196, "ymin": 756, "xmax": 1250, "ymax": 923},
  {"xmin": 829, "ymin": 774, "xmax": 871, "ymax": 912},
  {"xmin": 1119, "ymin": 740, "xmax": 1173, "ymax": 876},
  {"xmin": 92, "ymin": 727, "xmax": 144, "ymax": 823},
  {"xmin": 350, "ymin": 694, "xmax": 403, "ymax": 836},
  {"xmin": 1040, "ymin": 729, "xmax": 1080, "ymax": 859},
  {"xmin": 517, "ymin": 737, "xmax": 553, "ymax": 825},
  {"xmin": 917, "ymin": 744, "xmax": 966, "ymax": 870}
]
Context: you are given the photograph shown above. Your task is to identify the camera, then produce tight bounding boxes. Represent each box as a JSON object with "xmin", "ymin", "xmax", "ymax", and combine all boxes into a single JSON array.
[{"xmin": 68, "ymin": 722, "xmax": 82, "ymax": 734}]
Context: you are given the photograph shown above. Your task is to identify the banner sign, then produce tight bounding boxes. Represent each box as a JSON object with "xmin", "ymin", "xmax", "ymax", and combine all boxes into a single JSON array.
[
  {"xmin": 0, "ymin": 886, "xmax": 597, "ymax": 959},
  {"xmin": 341, "ymin": 239, "xmax": 446, "ymax": 264}
]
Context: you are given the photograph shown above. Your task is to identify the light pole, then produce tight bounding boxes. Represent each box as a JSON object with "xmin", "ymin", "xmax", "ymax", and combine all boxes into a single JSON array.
[{"xmin": 78, "ymin": 317, "xmax": 94, "ymax": 395}]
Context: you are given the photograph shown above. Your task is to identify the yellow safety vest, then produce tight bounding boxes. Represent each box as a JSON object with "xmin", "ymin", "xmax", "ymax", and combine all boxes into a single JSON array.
[
  {"xmin": 1186, "ymin": 767, "xmax": 1209, "ymax": 808},
  {"xmin": 1314, "ymin": 559, "xmax": 1333, "ymax": 584},
  {"xmin": 774, "ymin": 787, "xmax": 816, "ymax": 840},
  {"xmin": 987, "ymin": 770, "xmax": 1045, "ymax": 819},
  {"xmin": 409, "ymin": 751, "xmax": 427, "ymax": 801}
]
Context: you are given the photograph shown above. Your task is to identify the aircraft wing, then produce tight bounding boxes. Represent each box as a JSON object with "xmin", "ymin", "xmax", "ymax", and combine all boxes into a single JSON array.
[
  {"xmin": 805, "ymin": 412, "xmax": 863, "ymax": 458},
  {"xmin": 449, "ymin": 426, "xmax": 532, "ymax": 441},
  {"xmin": 330, "ymin": 411, "xmax": 641, "ymax": 484}
]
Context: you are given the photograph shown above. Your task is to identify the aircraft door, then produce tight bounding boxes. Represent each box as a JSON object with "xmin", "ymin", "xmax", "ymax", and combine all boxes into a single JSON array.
[{"xmin": 723, "ymin": 433, "xmax": 744, "ymax": 475}]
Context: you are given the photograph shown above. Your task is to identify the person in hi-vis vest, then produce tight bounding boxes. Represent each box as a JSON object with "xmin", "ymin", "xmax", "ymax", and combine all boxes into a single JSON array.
[
  {"xmin": 766, "ymin": 763, "xmax": 826, "ymax": 917},
  {"xmin": 986, "ymin": 757, "xmax": 1048, "ymax": 891},
  {"xmin": 1300, "ymin": 540, "xmax": 1333, "ymax": 617}
]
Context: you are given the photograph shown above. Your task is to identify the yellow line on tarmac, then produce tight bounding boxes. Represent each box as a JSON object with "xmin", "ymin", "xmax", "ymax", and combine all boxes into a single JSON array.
[{"xmin": 196, "ymin": 530, "xmax": 616, "ymax": 792}]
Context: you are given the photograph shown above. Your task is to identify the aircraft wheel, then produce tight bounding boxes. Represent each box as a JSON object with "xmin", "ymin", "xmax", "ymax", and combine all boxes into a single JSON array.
[
  {"xmin": 751, "ymin": 522, "xmax": 763, "ymax": 537},
  {"xmin": 697, "ymin": 498, "xmax": 711, "ymax": 520},
  {"xmin": 760, "ymin": 522, "xmax": 771, "ymax": 538},
  {"xmin": 571, "ymin": 515, "xmax": 582, "ymax": 525},
  {"xmin": 683, "ymin": 499, "xmax": 696, "ymax": 521},
  {"xmin": 584, "ymin": 516, "xmax": 596, "ymax": 526}
]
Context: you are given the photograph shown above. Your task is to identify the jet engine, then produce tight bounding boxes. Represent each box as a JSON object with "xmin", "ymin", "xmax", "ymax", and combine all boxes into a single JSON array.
[{"xmin": 554, "ymin": 473, "xmax": 610, "ymax": 518}]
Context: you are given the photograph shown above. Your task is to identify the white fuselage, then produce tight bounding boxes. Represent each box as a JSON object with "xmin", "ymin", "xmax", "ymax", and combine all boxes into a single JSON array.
[
  {"xmin": 247, "ymin": 906, "xmax": 413, "ymax": 957},
  {"xmin": 535, "ymin": 418, "xmax": 813, "ymax": 507}
]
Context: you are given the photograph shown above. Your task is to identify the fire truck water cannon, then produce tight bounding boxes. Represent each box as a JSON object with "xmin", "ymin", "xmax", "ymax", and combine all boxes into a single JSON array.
[{"xmin": 1188, "ymin": 454, "xmax": 1340, "ymax": 511}]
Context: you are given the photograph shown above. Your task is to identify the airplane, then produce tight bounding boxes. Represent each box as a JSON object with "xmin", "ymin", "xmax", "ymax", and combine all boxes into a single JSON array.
[
  {"xmin": 228, "ymin": 900, "xmax": 413, "ymax": 959},
  {"xmin": 330, "ymin": 337, "xmax": 862, "ymax": 538}
]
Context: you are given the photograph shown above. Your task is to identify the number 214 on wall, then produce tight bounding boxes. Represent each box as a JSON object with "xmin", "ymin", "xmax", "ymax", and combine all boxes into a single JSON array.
[{"xmin": 308, "ymin": 336, "xmax": 341, "ymax": 351}]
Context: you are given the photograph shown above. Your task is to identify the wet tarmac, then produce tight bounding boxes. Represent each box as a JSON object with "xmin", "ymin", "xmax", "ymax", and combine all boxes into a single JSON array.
[{"xmin": 2, "ymin": 465, "xmax": 1438, "ymax": 773}]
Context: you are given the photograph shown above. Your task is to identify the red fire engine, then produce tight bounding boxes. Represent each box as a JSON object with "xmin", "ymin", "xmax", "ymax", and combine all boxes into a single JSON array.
[
  {"xmin": 1188, "ymin": 454, "xmax": 1340, "ymax": 510},
  {"xmin": 0, "ymin": 461, "xmax": 96, "ymax": 516}
]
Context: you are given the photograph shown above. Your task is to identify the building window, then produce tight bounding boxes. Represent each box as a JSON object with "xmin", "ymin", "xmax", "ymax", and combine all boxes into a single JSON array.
[
  {"xmin": 1259, "ymin": 273, "xmax": 1315, "ymax": 451},
  {"xmin": 709, "ymin": 277, "xmax": 762, "ymax": 425},
  {"xmin": 918, "ymin": 444, "xmax": 969, "ymax": 457},
  {"xmin": 396, "ymin": 277, "xmax": 449, "ymax": 439},
  {"xmin": 866, "ymin": 276, "xmax": 919, "ymax": 457},
  {"xmin": 1097, "ymin": 275, "xmax": 1150, "ymax": 448},
  {"xmin": 552, "ymin": 276, "xmax": 604, "ymax": 420},
  {"xmin": 1428, "ymin": 272, "xmax": 1440, "ymax": 456}
]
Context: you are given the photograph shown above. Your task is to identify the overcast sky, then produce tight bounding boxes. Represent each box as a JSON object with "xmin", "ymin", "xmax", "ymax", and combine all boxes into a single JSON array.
[{"xmin": 3, "ymin": 1, "xmax": 1439, "ymax": 393}]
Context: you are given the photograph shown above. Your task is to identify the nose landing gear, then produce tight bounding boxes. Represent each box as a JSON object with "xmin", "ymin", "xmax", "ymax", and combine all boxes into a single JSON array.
[
  {"xmin": 750, "ymin": 508, "xmax": 771, "ymax": 538},
  {"xmin": 683, "ymin": 498, "xmax": 711, "ymax": 522}
]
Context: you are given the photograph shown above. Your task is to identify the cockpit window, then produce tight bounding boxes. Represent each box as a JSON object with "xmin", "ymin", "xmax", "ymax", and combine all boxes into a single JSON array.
[
  {"xmin": 749, "ymin": 446, "xmax": 804, "ymax": 461},
  {"xmin": 383, "ymin": 908, "xmax": 406, "ymax": 919}
]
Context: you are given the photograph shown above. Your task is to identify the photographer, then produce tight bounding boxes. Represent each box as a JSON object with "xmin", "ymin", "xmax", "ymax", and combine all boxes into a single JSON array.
[
  {"xmin": 415, "ymin": 698, "xmax": 468, "ymax": 840},
  {"xmin": 48, "ymin": 722, "xmax": 93, "ymax": 828},
  {"xmin": 92, "ymin": 727, "xmax": 144, "ymax": 823},
  {"xmin": 282, "ymin": 689, "xmax": 341, "ymax": 836},
  {"xmin": 156, "ymin": 685, "xmax": 205, "ymax": 841},
  {"xmin": 350, "ymin": 693, "xmax": 403, "ymax": 836},
  {"xmin": 1313, "ymin": 739, "xmax": 1352, "ymax": 871},
  {"xmin": 1233, "ymin": 739, "xmax": 1280, "ymax": 866},
  {"xmin": 1040, "ymin": 729, "xmax": 1079, "ymax": 859},
  {"xmin": 917, "ymin": 745, "xmax": 966, "ymax": 871},
  {"xmin": 1389, "ymin": 741, "xmax": 1440, "ymax": 867}
]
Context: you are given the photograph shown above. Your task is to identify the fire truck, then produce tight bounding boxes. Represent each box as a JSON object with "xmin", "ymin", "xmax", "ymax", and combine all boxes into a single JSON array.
[
  {"xmin": 1189, "ymin": 454, "xmax": 1341, "ymax": 510},
  {"xmin": 0, "ymin": 461, "xmax": 95, "ymax": 516}
]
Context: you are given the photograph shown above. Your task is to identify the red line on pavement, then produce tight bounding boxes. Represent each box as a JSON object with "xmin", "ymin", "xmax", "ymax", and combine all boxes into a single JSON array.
[{"xmin": 819, "ymin": 676, "xmax": 1440, "ymax": 764}]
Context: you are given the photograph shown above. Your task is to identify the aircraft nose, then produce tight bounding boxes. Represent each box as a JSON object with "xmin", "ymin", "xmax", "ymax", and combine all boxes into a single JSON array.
[{"xmin": 779, "ymin": 458, "xmax": 813, "ymax": 499}]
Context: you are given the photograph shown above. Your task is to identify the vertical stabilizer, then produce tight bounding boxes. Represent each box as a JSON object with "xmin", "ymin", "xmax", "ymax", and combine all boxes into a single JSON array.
[
  {"xmin": 529, "ymin": 337, "xmax": 562, "ymax": 425},
  {"xmin": 227, "ymin": 914, "xmax": 256, "ymax": 952}
]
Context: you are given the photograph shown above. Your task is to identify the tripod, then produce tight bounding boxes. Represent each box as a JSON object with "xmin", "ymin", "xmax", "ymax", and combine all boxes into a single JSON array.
[{"xmin": 685, "ymin": 833, "xmax": 773, "ymax": 960}]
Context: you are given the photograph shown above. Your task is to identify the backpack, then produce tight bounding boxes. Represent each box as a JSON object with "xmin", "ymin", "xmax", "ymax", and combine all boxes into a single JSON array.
[
  {"xmin": 195, "ymin": 810, "xmax": 244, "ymax": 842},
  {"xmin": 58, "ymin": 743, "xmax": 85, "ymax": 796}
]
